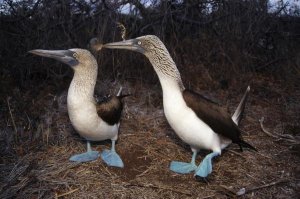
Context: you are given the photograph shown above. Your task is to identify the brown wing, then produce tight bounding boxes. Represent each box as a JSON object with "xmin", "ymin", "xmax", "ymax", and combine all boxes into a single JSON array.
[
  {"xmin": 182, "ymin": 89, "xmax": 242, "ymax": 143},
  {"xmin": 96, "ymin": 95, "xmax": 123, "ymax": 126}
]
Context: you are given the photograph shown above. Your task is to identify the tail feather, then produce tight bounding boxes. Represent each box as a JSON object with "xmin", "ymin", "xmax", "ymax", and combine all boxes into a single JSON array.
[
  {"xmin": 116, "ymin": 86, "xmax": 131, "ymax": 99},
  {"xmin": 116, "ymin": 86, "xmax": 123, "ymax": 96},
  {"xmin": 232, "ymin": 86, "xmax": 250, "ymax": 126},
  {"xmin": 239, "ymin": 140, "xmax": 257, "ymax": 152},
  {"xmin": 118, "ymin": 94, "xmax": 131, "ymax": 99}
]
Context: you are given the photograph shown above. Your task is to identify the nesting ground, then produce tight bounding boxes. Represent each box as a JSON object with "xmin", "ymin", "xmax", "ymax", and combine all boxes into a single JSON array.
[{"xmin": 0, "ymin": 74, "xmax": 299, "ymax": 199}]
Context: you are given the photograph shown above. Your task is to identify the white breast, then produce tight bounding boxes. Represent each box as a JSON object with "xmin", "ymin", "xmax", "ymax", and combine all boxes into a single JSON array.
[
  {"xmin": 161, "ymin": 79, "xmax": 221, "ymax": 152},
  {"xmin": 67, "ymin": 86, "xmax": 118, "ymax": 141}
]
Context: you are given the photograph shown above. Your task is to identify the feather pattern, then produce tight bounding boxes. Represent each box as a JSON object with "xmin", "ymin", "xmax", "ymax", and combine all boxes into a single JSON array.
[
  {"xmin": 183, "ymin": 89, "xmax": 241, "ymax": 143},
  {"xmin": 103, "ymin": 35, "xmax": 256, "ymax": 151},
  {"xmin": 96, "ymin": 95, "xmax": 123, "ymax": 126},
  {"xmin": 183, "ymin": 89, "xmax": 256, "ymax": 151}
]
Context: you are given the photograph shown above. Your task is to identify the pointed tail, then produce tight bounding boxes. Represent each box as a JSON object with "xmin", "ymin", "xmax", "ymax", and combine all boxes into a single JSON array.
[
  {"xmin": 232, "ymin": 86, "xmax": 250, "ymax": 126},
  {"xmin": 239, "ymin": 139, "xmax": 257, "ymax": 152},
  {"xmin": 116, "ymin": 86, "xmax": 131, "ymax": 99},
  {"xmin": 116, "ymin": 86, "xmax": 123, "ymax": 97},
  {"xmin": 118, "ymin": 94, "xmax": 131, "ymax": 99}
]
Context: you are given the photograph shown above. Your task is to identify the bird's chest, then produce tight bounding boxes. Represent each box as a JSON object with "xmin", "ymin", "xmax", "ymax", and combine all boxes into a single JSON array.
[
  {"xmin": 163, "ymin": 90, "xmax": 219, "ymax": 150},
  {"xmin": 65, "ymin": 74, "xmax": 118, "ymax": 141},
  {"xmin": 68, "ymin": 102, "xmax": 118, "ymax": 140},
  {"xmin": 67, "ymin": 96, "xmax": 97, "ymax": 130},
  {"xmin": 163, "ymin": 91, "xmax": 188, "ymax": 126}
]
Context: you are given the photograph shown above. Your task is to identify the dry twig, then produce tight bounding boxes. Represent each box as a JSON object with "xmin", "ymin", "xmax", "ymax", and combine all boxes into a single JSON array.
[
  {"xmin": 6, "ymin": 97, "xmax": 18, "ymax": 138},
  {"xmin": 117, "ymin": 22, "xmax": 126, "ymax": 41},
  {"xmin": 226, "ymin": 149, "xmax": 247, "ymax": 159},
  {"xmin": 259, "ymin": 117, "xmax": 299, "ymax": 144},
  {"xmin": 259, "ymin": 117, "xmax": 278, "ymax": 138},
  {"xmin": 236, "ymin": 179, "xmax": 297, "ymax": 196},
  {"xmin": 124, "ymin": 182, "xmax": 192, "ymax": 196},
  {"xmin": 55, "ymin": 188, "xmax": 79, "ymax": 198}
]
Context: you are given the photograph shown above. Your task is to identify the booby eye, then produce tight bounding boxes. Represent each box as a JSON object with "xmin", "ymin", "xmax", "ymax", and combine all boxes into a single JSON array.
[
  {"xmin": 137, "ymin": 41, "xmax": 142, "ymax": 45},
  {"xmin": 73, "ymin": 53, "xmax": 78, "ymax": 59}
]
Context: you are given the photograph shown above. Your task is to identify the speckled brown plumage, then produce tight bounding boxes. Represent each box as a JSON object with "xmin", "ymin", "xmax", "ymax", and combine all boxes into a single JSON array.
[{"xmin": 96, "ymin": 96, "xmax": 124, "ymax": 126}]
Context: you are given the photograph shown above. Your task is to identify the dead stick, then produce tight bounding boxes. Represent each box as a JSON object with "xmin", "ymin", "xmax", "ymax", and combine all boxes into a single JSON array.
[
  {"xmin": 218, "ymin": 185, "xmax": 236, "ymax": 196},
  {"xmin": 200, "ymin": 195, "xmax": 216, "ymax": 199},
  {"xmin": 56, "ymin": 188, "xmax": 79, "ymax": 198},
  {"xmin": 117, "ymin": 22, "xmax": 126, "ymax": 41},
  {"xmin": 260, "ymin": 117, "xmax": 299, "ymax": 143},
  {"xmin": 226, "ymin": 149, "xmax": 247, "ymax": 159},
  {"xmin": 7, "ymin": 97, "xmax": 18, "ymax": 139},
  {"xmin": 237, "ymin": 179, "xmax": 297, "ymax": 196},
  {"xmin": 125, "ymin": 183, "xmax": 192, "ymax": 196},
  {"xmin": 259, "ymin": 117, "xmax": 278, "ymax": 138}
]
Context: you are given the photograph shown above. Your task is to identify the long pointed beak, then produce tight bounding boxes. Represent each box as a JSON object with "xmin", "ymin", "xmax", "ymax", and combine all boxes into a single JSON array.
[
  {"xmin": 103, "ymin": 39, "xmax": 145, "ymax": 54},
  {"xmin": 28, "ymin": 49, "xmax": 78, "ymax": 66}
]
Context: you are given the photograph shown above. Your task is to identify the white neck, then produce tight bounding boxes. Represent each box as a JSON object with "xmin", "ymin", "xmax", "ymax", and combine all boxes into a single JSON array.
[
  {"xmin": 157, "ymin": 72, "xmax": 183, "ymax": 95},
  {"xmin": 148, "ymin": 53, "xmax": 185, "ymax": 94},
  {"xmin": 68, "ymin": 65, "xmax": 98, "ymax": 102}
]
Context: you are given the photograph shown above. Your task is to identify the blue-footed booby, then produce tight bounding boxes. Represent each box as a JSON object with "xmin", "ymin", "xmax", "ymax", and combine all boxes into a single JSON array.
[
  {"xmin": 29, "ymin": 48, "xmax": 126, "ymax": 168},
  {"xmin": 103, "ymin": 35, "xmax": 256, "ymax": 178}
]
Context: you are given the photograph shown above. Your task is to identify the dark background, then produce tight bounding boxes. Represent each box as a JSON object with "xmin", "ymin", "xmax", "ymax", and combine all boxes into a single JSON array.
[{"xmin": 1, "ymin": 0, "xmax": 299, "ymax": 91}]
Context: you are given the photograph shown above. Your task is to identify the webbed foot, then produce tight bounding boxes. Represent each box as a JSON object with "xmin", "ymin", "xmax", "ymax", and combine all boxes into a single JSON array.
[
  {"xmin": 170, "ymin": 161, "xmax": 197, "ymax": 174},
  {"xmin": 69, "ymin": 151, "xmax": 99, "ymax": 162},
  {"xmin": 101, "ymin": 149, "xmax": 124, "ymax": 168},
  {"xmin": 194, "ymin": 152, "xmax": 219, "ymax": 178}
]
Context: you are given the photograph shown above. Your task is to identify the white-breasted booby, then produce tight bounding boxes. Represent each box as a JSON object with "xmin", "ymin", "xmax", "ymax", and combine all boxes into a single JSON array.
[
  {"xmin": 103, "ymin": 35, "xmax": 256, "ymax": 178},
  {"xmin": 29, "ymin": 48, "xmax": 127, "ymax": 168}
]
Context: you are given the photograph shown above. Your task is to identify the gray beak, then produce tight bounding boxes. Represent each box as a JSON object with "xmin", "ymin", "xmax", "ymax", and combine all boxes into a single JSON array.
[
  {"xmin": 103, "ymin": 39, "xmax": 145, "ymax": 54},
  {"xmin": 28, "ymin": 49, "xmax": 79, "ymax": 66}
]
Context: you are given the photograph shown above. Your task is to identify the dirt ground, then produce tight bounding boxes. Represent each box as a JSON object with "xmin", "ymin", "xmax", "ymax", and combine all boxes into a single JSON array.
[{"xmin": 0, "ymin": 73, "xmax": 299, "ymax": 199}]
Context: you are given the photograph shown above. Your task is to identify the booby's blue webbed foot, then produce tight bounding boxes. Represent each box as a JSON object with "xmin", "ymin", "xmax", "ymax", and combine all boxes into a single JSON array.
[
  {"xmin": 101, "ymin": 149, "xmax": 124, "ymax": 168},
  {"xmin": 170, "ymin": 151, "xmax": 197, "ymax": 174},
  {"xmin": 170, "ymin": 161, "xmax": 197, "ymax": 174},
  {"xmin": 69, "ymin": 151, "xmax": 99, "ymax": 162},
  {"xmin": 69, "ymin": 141, "xmax": 99, "ymax": 162},
  {"xmin": 100, "ymin": 140, "xmax": 124, "ymax": 168},
  {"xmin": 195, "ymin": 152, "xmax": 220, "ymax": 178}
]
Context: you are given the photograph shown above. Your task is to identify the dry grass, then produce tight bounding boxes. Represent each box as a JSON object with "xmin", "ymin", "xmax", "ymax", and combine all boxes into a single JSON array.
[{"xmin": 0, "ymin": 73, "xmax": 299, "ymax": 199}]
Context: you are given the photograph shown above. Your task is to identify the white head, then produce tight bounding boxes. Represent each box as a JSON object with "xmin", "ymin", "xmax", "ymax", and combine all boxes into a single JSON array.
[
  {"xmin": 29, "ymin": 48, "xmax": 97, "ymax": 72},
  {"xmin": 104, "ymin": 35, "xmax": 184, "ymax": 90}
]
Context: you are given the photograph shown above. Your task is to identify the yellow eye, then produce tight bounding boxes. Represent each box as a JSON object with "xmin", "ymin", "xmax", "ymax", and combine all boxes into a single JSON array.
[
  {"xmin": 138, "ymin": 41, "xmax": 142, "ymax": 45},
  {"xmin": 73, "ymin": 53, "xmax": 78, "ymax": 58}
]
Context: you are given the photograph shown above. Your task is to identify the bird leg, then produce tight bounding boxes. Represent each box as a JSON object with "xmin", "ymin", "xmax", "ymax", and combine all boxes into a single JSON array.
[
  {"xmin": 100, "ymin": 140, "xmax": 124, "ymax": 168},
  {"xmin": 194, "ymin": 152, "xmax": 220, "ymax": 178},
  {"xmin": 169, "ymin": 151, "xmax": 198, "ymax": 174},
  {"xmin": 69, "ymin": 141, "xmax": 100, "ymax": 162}
]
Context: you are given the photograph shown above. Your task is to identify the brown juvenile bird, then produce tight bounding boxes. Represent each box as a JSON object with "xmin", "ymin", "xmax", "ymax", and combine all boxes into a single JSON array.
[{"xmin": 29, "ymin": 47, "xmax": 126, "ymax": 167}]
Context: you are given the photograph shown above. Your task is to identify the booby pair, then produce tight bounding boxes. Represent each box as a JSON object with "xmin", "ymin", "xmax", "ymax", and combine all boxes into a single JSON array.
[
  {"xmin": 29, "ymin": 48, "xmax": 126, "ymax": 168},
  {"xmin": 103, "ymin": 35, "xmax": 256, "ymax": 178}
]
